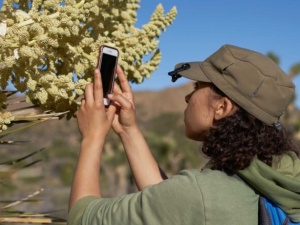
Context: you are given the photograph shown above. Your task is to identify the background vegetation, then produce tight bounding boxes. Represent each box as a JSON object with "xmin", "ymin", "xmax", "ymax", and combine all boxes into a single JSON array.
[{"xmin": 1, "ymin": 0, "xmax": 300, "ymax": 223}]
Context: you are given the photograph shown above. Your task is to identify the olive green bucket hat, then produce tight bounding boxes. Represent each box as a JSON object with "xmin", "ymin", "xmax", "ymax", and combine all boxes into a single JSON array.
[{"xmin": 168, "ymin": 44, "xmax": 295, "ymax": 128}]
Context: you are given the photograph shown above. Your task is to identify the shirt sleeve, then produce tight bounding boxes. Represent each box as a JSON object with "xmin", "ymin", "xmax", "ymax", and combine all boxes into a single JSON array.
[
  {"xmin": 67, "ymin": 170, "xmax": 205, "ymax": 225},
  {"xmin": 68, "ymin": 196, "xmax": 98, "ymax": 225}
]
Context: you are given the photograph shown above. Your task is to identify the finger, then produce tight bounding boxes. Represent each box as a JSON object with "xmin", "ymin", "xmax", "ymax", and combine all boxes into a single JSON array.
[
  {"xmin": 75, "ymin": 107, "xmax": 82, "ymax": 120},
  {"xmin": 109, "ymin": 89, "xmax": 135, "ymax": 109},
  {"xmin": 106, "ymin": 103, "xmax": 117, "ymax": 122},
  {"xmin": 109, "ymin": 93, "xmax": 133, "ymax": 110},
  {"xmin": 116, "ymin": 65, "xmax": 131, "ymax": 94},
  {"xmin": 80, "ymin": 97, "xmax": 86, "ymax": 106},
  {"xmin": 84, "ymin": 83, "xmax": 93, "ymax": 106},
  {"xmin": 93, "ymin": 69, "xmax": 104, "ymax": 104},
  {"xmin": 113, "ymin": 81, "xmax": 123, "ymax": 95}
]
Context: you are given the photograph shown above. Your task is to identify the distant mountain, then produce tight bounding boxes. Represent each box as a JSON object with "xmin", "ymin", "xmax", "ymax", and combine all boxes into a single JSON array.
[{"xmin": 133, "ymin": 82, "xmax": 193, "ymax": 120}]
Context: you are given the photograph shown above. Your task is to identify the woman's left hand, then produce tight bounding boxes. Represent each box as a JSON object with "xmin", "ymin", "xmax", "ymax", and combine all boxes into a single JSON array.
[{"xmin": 76, "ymin": 69, "xmax": 116, "ymax": 143}]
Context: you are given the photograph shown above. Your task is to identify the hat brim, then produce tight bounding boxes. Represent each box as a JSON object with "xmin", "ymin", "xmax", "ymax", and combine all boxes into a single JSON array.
[{"xmin": 175, "ymin": 62, "xmax": 212, "ymax": 83}]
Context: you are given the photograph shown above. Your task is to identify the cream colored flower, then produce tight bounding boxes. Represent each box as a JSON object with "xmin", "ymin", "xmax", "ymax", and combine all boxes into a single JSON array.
[
  {"xmin": 0, "ymin": 111, "xmax": 15, "ymax": 132},
  {"xmin": 0, "ymin": 0, "xmax": 177, "ymax": 117}
]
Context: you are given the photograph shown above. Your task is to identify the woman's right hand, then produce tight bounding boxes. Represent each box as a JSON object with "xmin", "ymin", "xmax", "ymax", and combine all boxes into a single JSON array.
[
  {"xmin": 108, "ymin": 65, "xmax": 137, "ymax": 135},
  {"xmin": 109, "ymin": 66, "xmax": 166, "ymax": 190}
]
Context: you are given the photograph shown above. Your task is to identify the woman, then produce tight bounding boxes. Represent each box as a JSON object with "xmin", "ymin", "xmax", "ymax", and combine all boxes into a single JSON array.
[{"xmin": 68, "ymin": 44, "xmax": 300, "ymax": 225}]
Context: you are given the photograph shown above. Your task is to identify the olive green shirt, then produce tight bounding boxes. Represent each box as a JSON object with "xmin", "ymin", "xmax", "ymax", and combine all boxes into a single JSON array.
[{"xmin": 68, "ymin": 169, "xmax": 258, "ymax": 225}]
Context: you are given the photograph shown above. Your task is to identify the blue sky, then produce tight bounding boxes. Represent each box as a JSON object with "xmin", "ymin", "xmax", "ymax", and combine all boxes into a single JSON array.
[
  {"xmin": 132, "ymin": 1, "xmax": 300, "ymax": 106},
  {"xmin": 1, "ymin": 0, "xmax": 300, "ymax": 105}
]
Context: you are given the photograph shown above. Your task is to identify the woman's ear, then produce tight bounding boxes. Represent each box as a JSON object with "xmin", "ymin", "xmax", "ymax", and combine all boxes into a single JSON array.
[{"xmin": 214, "ymin": 97, "xmax": 237, "ymax": 121}]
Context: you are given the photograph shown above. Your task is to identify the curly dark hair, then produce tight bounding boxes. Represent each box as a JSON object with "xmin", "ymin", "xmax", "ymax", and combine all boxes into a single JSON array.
[{"xmin": 202, "ymin": 86, "xmax": 299, "ymax": 171}]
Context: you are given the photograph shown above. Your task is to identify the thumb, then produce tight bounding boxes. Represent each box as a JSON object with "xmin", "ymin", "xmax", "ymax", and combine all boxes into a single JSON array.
[
  {"xmin": 106, "ymin": 104, "xmax": 117, "ymax": 123},
  {"xmin": 108, "ymin": 94, "xmax": 133, "ymax": 111}
]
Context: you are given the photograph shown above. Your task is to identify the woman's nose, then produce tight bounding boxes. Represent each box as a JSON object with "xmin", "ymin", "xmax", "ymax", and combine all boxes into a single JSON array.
[{"xmin": 185, "ymin": 93, "xmax": 192, "ymax": 103}]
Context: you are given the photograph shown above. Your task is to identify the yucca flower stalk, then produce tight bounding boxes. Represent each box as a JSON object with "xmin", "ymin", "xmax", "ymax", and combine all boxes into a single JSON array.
[{"xmin": 0, "ymin": 0, "xmax": 177, "ymax": 126}]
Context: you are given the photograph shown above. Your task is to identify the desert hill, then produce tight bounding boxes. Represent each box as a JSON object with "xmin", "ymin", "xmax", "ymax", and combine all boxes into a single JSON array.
[{"xmin": 133, "ymin": 82, "xmax": 193, "ymax": 120}]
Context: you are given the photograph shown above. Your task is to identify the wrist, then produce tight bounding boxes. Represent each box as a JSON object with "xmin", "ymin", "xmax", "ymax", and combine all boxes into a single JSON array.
[
  {"xmin": 118, "ymin": 125, "xmax": 141, "ymax": 140},
  {"xmin": 80, "ymin": 138, "xmax": 104, "ymax": 153}
]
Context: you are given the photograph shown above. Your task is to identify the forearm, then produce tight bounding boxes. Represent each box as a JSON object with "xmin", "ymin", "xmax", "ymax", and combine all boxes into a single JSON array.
[
  {"xmin": 68, "ymin": 139, "xmax": 104, "ymax": 212},
  {"xmin": 119, "ymin": 126, "xmax": 167, "ymax": 190}
]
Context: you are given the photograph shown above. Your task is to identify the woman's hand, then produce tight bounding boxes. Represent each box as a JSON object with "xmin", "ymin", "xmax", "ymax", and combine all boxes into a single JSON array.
[
  {"xmin": 70, "ymin": 69, "xmax": 117, "ymax": 210},
  {"xmin": 108, "ymin": 65, "xmax": 137, "ymax": 135},
  {"xmin": 107, "ymin": 66, "xmax": 165, "ymax": 189},
  {"xmin": 76, "ymin": 69, "xmax": 116, "ymax": 142}
]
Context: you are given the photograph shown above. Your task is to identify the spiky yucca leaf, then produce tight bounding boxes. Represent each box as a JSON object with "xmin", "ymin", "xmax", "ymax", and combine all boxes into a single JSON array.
[
  {"xmin": 0, "ymin": 91, "xmax": 67, "ymax": 223},
  {"xmin": 0, "ymin": 148, "xmax": 44, "ymax": 165},
  {"xmin": 1, "ymin": 90, "xmax": 68, "ymax": 137}
]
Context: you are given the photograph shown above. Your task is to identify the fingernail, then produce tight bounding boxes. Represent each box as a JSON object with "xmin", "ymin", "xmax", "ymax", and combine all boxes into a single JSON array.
[{"xmin": 107, "ymin": 94, "xmax": 113, "ymax": 98}]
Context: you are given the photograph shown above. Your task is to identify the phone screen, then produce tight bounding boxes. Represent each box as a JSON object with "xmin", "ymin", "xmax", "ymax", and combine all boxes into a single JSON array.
[{"xmin": 100, "ymin": 53, "xmax": 117, "ymax": 97}]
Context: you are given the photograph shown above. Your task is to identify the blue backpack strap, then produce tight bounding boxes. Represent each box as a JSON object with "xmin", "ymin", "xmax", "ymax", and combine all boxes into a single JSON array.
[
  {"xmin": 229, "ymin": 171, "xmax": 300, "ymax": 225},
  {"xmin": 259, "ymin": 196, "xmax": 300, "ymax": 225},
  {"xmin": 259, "ymin": 196, "xmax": 272, "ymax": 225}
]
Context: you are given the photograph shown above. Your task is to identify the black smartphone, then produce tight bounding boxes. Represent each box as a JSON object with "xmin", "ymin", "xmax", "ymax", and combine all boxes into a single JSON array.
[{"xmin": 97, "ymin": 45, "xmax": 119, "ymax": 106}]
